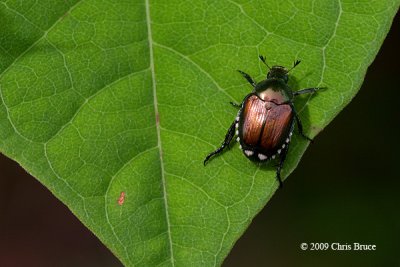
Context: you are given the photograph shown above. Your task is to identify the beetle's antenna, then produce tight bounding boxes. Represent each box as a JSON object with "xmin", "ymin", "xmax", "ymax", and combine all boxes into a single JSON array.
[
  {"xmin": 259, "ymin": 55, "xmax": 271, "ymax": 70},
  {"xmin": 287, "ymin": 59, "xmax": 301, "ymax": 73}
]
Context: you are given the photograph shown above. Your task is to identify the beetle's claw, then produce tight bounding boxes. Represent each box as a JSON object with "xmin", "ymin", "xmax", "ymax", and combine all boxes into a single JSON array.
[{"xmin": 203, "ymin": 155, "xmax": 211, "ymax": 166}]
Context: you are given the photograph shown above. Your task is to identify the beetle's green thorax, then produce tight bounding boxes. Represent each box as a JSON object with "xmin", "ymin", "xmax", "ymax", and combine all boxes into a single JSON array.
[
  {"xmin": 255, "ymin": 78, "xmax": 293, "ymax": 103},
  {"xmin": 253, "ymin": 65, "xmax": 293, "ymax": 103}
]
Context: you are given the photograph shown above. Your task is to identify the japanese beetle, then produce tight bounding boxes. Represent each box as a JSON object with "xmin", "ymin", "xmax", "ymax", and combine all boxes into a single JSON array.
[{"xmin": 204, "ymin": 55, "xmax": 323, "ymax": 188}]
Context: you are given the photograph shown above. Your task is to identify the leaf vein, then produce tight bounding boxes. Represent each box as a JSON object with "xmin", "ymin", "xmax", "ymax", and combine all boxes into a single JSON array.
[
  {"xmin": 104, "ymin": 146, "xmax": 159, "ymax": 264},
  {"xmin": 0, "ymin": 0, "xmax": 84, "ymax": 79},
  {"xmin": 153, "ymin": 42, "xmax": 237, "ymax": 103},
  {"xmin": 145, "ymin": 0, "xmax": 175, "ymax": 265},
  {"xmin": 42, "ymin": 69, "xmax": 150, "ymax": 145}
]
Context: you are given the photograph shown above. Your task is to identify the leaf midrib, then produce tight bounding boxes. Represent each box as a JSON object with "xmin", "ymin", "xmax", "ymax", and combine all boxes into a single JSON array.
[{"xmin": 145, "ymin": 0, "xmax": 175, "ymax": 266}]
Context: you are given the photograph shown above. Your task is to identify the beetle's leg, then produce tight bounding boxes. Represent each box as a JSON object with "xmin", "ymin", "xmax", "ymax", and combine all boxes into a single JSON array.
[
  {"xmin": 294, "ymin": 87, "xmax": 325, "ymax": 96},
  {"xmin": 276, "ymin": 142, "xmax": 290, "ymax": 188},
  {"xmin": 230, "ymin": 101, "xmax": 241, "ymax": 108},
  {"xmin": 275, "ymin": 121, "xmax": 294, "ymax": 188},
  {"xmin": 237, "ymin": 70, "xmax": 256, "ymax": 88},
  {"xmin": 293, "ymin": 108, "xmax": 313, "ymax": 143},
  {"xmin": 204, "ymin": 121, "xmax": 236, "ymax": 166}
]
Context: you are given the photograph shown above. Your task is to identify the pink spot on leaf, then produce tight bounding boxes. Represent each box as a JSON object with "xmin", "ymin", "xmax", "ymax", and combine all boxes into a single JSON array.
[{"xmin": 118, "ymin": 192, "xmax": 125, "ymax": 206}]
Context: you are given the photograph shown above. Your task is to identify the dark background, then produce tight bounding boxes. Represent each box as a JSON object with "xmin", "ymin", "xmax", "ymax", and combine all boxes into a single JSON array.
[{"xmin": 0, "ymin": 14, "xmax": 398, "ymax": 267}]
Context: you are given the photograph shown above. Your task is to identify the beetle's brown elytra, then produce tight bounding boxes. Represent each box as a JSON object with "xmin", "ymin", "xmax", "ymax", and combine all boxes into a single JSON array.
[{"xmin": 204, "ymin": 55, "xmax": 324, "ymax": 188}]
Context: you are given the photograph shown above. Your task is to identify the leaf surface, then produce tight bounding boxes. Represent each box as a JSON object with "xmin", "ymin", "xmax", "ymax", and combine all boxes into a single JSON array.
[{"xmin": 0, "ymin": 0, "xmax": 398, "ymax": 266}]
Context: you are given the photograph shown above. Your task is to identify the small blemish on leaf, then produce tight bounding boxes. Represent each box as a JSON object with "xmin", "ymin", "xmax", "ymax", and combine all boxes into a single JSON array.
[
  {"xmin": 156, "ymin": 112, "xmax": 160, "ymax": 125},
  {"xmin": 311, "ymin": 125, "xmax": 324, "ymax": 135},
  {"xmin": 117, "ymin": 192, "xmax": 126, "ymax": 206}
]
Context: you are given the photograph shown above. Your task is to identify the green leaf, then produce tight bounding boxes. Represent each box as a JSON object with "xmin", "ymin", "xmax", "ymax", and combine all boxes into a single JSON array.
[{"xmin": 0, "ymin": 0, "xmax": 398, "ymax": 266}]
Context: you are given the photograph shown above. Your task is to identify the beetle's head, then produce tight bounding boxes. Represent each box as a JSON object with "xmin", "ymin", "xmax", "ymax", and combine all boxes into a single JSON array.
[
  {"xmin": 267, "ymin": 66, "xmax": 289, "ymax": 83},
  {"xmin": 259, "ymin": 56, "xmax": 301, "ymax": 83}
]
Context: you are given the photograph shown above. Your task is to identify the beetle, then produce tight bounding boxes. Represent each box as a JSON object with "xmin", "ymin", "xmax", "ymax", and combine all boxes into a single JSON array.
[{"xmin": 203, "ymin": 55, "xmax": 323, "ymax": 188}]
